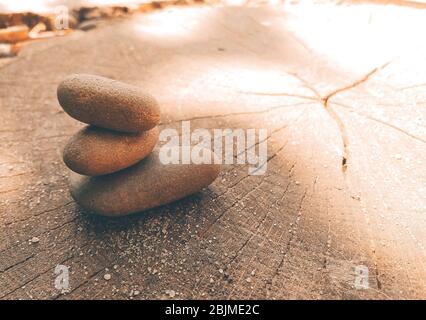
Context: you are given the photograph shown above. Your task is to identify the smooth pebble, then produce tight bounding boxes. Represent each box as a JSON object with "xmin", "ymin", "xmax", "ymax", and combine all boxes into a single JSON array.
[
  {"xmin": 63, "ymin": 126, "xmax": 159, "ymax": 176},
  {"xmin": 57, "ymin": 74, "xmax": 160, "ymax": 132},
  {"xmin": 69, "ymin": 147, "xmax": 221, "ymax": 216}
]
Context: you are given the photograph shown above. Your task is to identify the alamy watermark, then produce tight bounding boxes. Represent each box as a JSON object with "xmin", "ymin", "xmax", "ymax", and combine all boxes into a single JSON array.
[
  {"xmin": 159, "ymin": 121, "xmax": 268, "ymax": 175},
  {"xmin": 54, "ymin": 6, "xmax": 70, "ymax": 30},
  {"xmin": 54, "ymin": 264, "xmax": 70, "ymax": 293},
  {"xmin": 354, "ymin": 265, "xmax": 369, "ymax": 290}
]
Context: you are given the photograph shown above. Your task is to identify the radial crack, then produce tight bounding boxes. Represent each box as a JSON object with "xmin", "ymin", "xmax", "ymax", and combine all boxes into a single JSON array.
[{"xmin": 319, "ymin": 62, "xmax": 392, "ymax": 171}]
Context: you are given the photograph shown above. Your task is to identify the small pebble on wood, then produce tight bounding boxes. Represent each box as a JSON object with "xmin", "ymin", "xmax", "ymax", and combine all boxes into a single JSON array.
[
  {"xmin": 57, "ymin": 74, "xmax": 160, "ymax": 132},
  {"xmin": 63, "ymin": 125, "xmax": 159, "ymax": 176},
  {"xmin": 69, "ymin": 147, "xmax": 221, "ymax": 216}
]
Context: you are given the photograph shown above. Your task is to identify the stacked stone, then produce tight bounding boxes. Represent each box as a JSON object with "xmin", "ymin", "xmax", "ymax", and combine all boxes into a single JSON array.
[{"xmin": 57, "ymin": 74, "xmax": 220, "ymax": 217}]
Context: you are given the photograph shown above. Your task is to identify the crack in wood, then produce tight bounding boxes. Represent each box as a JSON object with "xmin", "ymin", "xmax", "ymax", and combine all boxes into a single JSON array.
[
  {"xmin": 289, "ymin": 62, "xmax": 392, "ymax": 172},
  {"xmin": 332, "ymin": 101, "xmax": 426, "ymax": 144},
  {"xmin": 160, "ymin": 101, "xmax": 314, "ymax": 125}
]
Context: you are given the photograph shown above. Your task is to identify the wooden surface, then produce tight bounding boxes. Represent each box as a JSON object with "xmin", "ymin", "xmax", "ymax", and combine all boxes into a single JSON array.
[{"xmin": 0, "ymin": 4, "xmax": 425, "ymax": 299}]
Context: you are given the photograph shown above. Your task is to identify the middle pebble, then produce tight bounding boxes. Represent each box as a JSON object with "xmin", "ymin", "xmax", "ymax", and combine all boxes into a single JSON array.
[{"xmin": 63, "ymin": 125, "xmax": 159, "ymax": 176}]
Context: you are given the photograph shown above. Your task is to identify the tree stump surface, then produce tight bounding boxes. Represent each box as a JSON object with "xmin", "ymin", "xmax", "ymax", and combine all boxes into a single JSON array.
[{"xmin": 0, "ymin": 4, "xmax": 425, "ymax": 299}]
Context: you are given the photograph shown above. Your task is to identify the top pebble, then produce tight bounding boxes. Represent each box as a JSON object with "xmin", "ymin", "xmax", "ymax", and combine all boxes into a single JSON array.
[{"xmin": 57, "ymin": 74, "xmax": 160, "ymax": 133}]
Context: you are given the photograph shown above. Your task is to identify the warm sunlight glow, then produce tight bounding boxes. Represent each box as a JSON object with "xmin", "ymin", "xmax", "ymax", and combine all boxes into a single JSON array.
[
  {"xmin": 283, "ymin": 2, "xmax": 426, "ymax": 73},
  {"xmin": 134, "ymin": 8, "xmax": 201, "ymax": 37}
]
